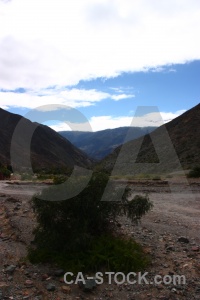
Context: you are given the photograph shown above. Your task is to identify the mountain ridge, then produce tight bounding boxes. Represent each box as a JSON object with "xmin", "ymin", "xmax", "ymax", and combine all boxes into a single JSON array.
[
  {"xmin": 59, "ymin": 126, "xmax": 157, "ymax": 160},
  {"xmin": 0, "ymin": 108, "xmax": 93, "ymax": 172},
  {"xmin": 99, "ymin": 103, "xmax": 200, "ymax": 174}
]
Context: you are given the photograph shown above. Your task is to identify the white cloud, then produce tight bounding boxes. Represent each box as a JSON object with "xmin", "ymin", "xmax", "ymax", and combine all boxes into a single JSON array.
[
  {"xmin": 0, "ymin": 0, "xmax": 200, "ymax": 90},
  {"xmin": 111, "ymin": 94, "xmax": 134, "ymax": 101},
  {"xmin": 0, "ymin": 88, "xmax": 134, "ymax": 109},
  {"xmin": 50, "ymin": 110, "xmax": 186, "ymax": 132}
]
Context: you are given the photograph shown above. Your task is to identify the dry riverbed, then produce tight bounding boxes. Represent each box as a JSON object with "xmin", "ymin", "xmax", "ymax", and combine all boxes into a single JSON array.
[{"xmin": 0, "ymin": 178, "xmax": 200, "ymax": 300}]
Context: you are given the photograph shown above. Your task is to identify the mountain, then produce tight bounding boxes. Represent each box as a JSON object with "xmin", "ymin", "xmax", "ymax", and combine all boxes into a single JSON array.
[
  {"xmin": 59, "ymin": 126, "xmax": 156, "ymax": 160},
  {"xmin": 0, "ymin": 108, "xmax": 93, "ymax": 172},
  {"xmin": 99, "ymin": 104, "xmax": 200, "ymax": 175}
]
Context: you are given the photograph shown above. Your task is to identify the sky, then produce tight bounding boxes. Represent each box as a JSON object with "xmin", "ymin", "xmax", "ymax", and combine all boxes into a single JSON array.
[{"xmin": 0, "ymin": 0, "xmax": 200, "ymax": 131}]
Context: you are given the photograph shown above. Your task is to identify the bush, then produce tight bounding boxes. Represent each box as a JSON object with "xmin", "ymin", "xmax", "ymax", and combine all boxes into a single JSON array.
[
  {"xmin": 0, "ymin": 165, "xmax": 12, "ymax": 179},
  {"xmin": 29, "ymin": 172, "xmax": 153, "ymax": 273},
  {"xmin": 187, "ymin": 166, "xmax": 200, "ymax": 178},
  {"xmin": 53, "ymin": 174, "xmax": 67, "ymax": 184}
]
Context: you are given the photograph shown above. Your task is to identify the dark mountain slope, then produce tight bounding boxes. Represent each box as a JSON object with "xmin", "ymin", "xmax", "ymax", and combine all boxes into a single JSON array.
[
  {"xmin": 100, "ymin": 104, "xmax": 200, "ymax": 174},
  {"xmin": 59, "ymin": 126, "xmax": 156, "ymax": 160},
  {"xmin": 0, "ymin": 108, "xmax": 92, "ymax": 172}
]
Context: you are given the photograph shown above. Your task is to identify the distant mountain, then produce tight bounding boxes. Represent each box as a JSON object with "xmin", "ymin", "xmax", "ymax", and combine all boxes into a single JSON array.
[
  {"xmin": 0, "ymin": 108, "xmax": 93, "ymax": 172},
  {"xmin": 59, "ymin": 127, "xmax": 156, "ymax": 160},
  {"xmin": 99, "ymin": 104, "xmax": 200, "ymax": 175}
]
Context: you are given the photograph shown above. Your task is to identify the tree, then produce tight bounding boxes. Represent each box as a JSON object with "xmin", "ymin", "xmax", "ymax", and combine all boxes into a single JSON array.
[{"xmin": 29, "ymin": 172, "xmax": 153, "ymax": 272}]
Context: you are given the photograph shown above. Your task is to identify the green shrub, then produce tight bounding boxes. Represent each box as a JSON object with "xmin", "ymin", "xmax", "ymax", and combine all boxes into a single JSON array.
[
  {"xmin": 187, "ymin": 166, "xmax": 200, "ymax": 178},
  {"xmin": 152, "ymin": 175, "xmax": 161, "ymax": 181},
  {"xmin": 53, "ymin": 175, "xmax": 67, "ymax": 184},
  {"xmin": 0, "ymin": 165, "xmax": 12, "ymax": 179},
  {"xmin": 29, "ymin": 172, "xmax": 153, "ymax": 273}
]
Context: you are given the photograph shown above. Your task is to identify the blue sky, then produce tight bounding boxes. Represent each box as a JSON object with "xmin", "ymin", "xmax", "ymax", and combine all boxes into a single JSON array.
[{"xmin": 0, "ymin": 0, "xmax": 200, "ymax": 131}]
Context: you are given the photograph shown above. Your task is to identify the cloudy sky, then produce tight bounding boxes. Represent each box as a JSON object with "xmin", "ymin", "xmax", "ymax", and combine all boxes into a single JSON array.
[{"xmin": 0, "ymin": 0, "xmax": 200, "ymax": 131}]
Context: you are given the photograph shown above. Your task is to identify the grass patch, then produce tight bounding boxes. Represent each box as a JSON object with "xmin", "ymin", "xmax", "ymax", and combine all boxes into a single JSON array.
[{"xmin": 28, "ymin": 234, "xmax": 150, "ymax": 274}]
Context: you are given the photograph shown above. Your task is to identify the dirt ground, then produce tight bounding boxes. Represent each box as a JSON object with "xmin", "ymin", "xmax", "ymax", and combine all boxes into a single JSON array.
[{"xmin": 0, "ymin": 178, "xmax": 200, "ymax": 299}]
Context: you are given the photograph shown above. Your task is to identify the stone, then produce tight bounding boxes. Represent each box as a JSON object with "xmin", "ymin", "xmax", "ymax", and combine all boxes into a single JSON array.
[
  {"xmin": 41, "ymin": 274, "xmax": 49, "ymax": 281},
  {"xmin": 196, "ymin": 287, "xmax": 200, "ymax": 293},
  {"xmin": 61, "ymin": 286, "xmax": 71, "ymax": 294},
  {"xmin": 166, "ymin": 246, "xmax": 175, "ymax": 251},
  {"xmin": 191, "ymin": 246, "xmax": 199, "ymax": 252},
  {"xmin": 0, "ymin": 283, "xmax": 9, "ymax": 288},
  {"xmin": 25, "ymin": 280, "xmax": 33, "ymax": 287},
  {"xmin": 178, "ymin": 237, "xmax": 189, "ymax": 244},
  {"xmin": 168, "ymin": 271, "xmax": 174, "ymax": 276},
  {"xmin": 5, "ymin": 265, "xmax": 16, "ymax": 274},
  {"xmin": 46, "ymin": 283, "xmax": 56, "ymax": 291},
  {"xmin": 8, "ymin": 276, "xmax": 13, "ymax": 281},
  {"xmin": 79, "ymin": 279, "xmax": 97, "ymax": 292}
]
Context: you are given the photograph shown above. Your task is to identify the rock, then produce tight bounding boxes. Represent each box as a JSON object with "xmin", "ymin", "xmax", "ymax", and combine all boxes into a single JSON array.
[
  {"xmin": 177, "ymin": 237, "xmax": 189, "ymax": 244},
  {"xmin": 41, "ymin": 274, "xmax": 49, "ymax": 281},
  {"xmin": 54, "ymin": 269, "xmax": 65, "ymax": 277},
  {"xmin": 5, "ymin": 265, "xmax": 16, "ymax": 274},
  {"xmin": 46, "ymin": 283, "xmax": 56, "ymax": 291},
  {"xmin": 168, "ymin": 271, "xmax": 174, "ymax": 276},
  {"xmin": 196, "ymin": 287, "xmax": 200, "ymax": 293},
  {"xmin": 0, "ymin": 283, "xmax": 9, "ymax": 288},
  {"xmin": 1, "ymin": 236, "xmax": 9, "ymax": 241},
  {"xmin": 79, "ymin": 279, "xmax": 97, "ymax": 292},
  {"xmin": 61, "ymin": 286, "xmax": 71, "ymax": 294},
  {"xmin": 24, "ymin": 270, "xmax": 30, "ymax": 276},
  {"xmin": 166, "ymin": 246, "xmax": 175, "ymax": 251},
  {"xmin": 154, "ymin": 219, "xmax": 161, "ymax": 223},
  {"xmin": 8, "ymin": 276, "xmax": 13, "ymax": 281},
  {"xmin": 191, "ymin": 246, "xmax": 199, "ymax": 252},
  {"xmin": 25, "ymin": 280, "xmax": 34, "ymax": 287},
  {"xmin": 32, "ymin": 273, "xmax": 38, "ymax": 279}
]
